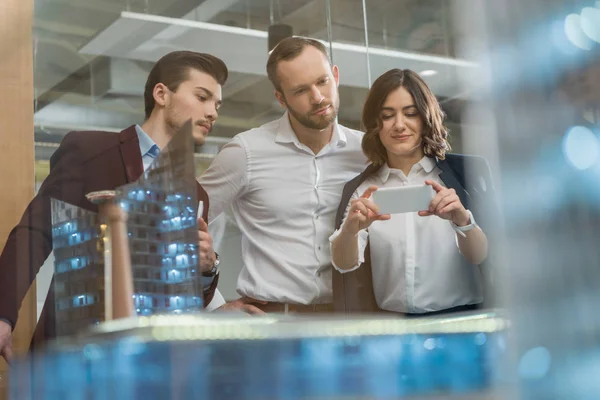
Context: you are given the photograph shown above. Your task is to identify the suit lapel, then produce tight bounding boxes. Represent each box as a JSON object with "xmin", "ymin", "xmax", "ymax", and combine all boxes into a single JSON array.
[
  {"xmin": 436, "ymin": 157, "xmax": 471, "ymax": 210},
  {"xmin": 118, "ymin": 125, "xmax": 144, "ymax": 182}
]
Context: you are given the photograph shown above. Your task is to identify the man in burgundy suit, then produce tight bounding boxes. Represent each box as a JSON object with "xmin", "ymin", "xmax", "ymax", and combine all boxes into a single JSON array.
[{"xmin": 0, "ymin": 51, "xmax": 228, "ymax": 362}]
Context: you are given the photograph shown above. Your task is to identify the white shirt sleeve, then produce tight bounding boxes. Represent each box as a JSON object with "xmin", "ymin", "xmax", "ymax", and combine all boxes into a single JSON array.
[
  {"xmin": 205, "ymin": 288, "xmax": 226, "ymax": 311},
  {"xmin": 198, "ymin": 136, "xmax": 249, "ymax": 222},
  {"xmin": 328, "ymin": 188, "xmax": 369, "ymax": 273}
]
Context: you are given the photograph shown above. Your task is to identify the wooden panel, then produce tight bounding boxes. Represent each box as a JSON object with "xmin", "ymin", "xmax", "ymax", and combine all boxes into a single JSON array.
[{"xmin": 0, "ymin": 0, "xmax": 35, "ymax": 398}]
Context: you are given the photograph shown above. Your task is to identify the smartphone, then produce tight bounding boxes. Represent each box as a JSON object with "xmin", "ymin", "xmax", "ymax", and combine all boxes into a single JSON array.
[
  {"xmin": 372, "ymin": 185, "xmax": 435, "ymax": 215},
  {"xmin": 197, "ymin": 200, "xmax": 204, "ymax": 220}
]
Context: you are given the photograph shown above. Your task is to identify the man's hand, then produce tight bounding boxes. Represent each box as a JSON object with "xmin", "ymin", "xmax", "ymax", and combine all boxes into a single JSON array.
[
  {"xmin": 217, "ymin": 297, "xmax": 267, "ymax": 315},
  {"xmin": 197, "ymin": 217, "xmax": 216, "ymax": 273},
  {"xmin": 0, "ymin": 320, "xmax": 13, "ymax": 365}
]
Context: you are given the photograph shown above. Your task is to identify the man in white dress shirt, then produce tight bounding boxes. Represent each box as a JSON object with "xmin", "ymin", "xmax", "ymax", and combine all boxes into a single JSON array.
[{"xmin": 199, "ymin": 37, "xmax": 367, "ymax": 313}]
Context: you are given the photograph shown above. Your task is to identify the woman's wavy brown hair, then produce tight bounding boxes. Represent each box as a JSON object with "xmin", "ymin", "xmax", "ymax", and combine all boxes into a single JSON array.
[{"xmin": 361, "ymin": 69, "xmax": 450, "ymax": 166}]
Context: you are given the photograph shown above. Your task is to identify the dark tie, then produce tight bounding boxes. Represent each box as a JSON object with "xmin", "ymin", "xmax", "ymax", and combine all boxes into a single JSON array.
[{"xmin": 147, "ymin": 144, "xmax": 160, "ymax": 159}]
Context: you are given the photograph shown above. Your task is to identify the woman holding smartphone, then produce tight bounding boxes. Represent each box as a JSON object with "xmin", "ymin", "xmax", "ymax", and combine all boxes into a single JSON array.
[{"xmin": 330, "ymin": 69, "xmax": 494, "ymax": 316}]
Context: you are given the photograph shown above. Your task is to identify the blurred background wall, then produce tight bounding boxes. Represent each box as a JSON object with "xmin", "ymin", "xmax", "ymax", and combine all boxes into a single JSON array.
[{"xmin": 0, "ymin": 0, "xmax": 36, "ymax": 398}]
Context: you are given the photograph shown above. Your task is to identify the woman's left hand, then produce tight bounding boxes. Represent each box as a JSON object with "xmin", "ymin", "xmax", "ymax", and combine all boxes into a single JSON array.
[{"xmin": 418, "ymin": 180, "xmax": 470, "ymax": 226}]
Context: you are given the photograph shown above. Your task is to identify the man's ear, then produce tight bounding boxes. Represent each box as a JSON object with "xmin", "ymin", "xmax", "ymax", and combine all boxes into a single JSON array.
[
  {"xmin": 332, "ymin": 65, "xmax": 340, "ymax": 87},
  {"xmin": 153, "ymin": 83, "xmax": 170, "ymax": 108},
  {"xmin": 274, "ymin": 90, "xmax": 287, "ymax": 109}
]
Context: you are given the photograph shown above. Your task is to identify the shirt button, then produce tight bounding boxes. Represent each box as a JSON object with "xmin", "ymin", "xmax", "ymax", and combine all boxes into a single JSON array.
[
  {"xmin": 317, "ymin": 272, "xmax": 322, "ymax": 277},
  {"xmin": 315, "ymin": 215, "xmax": 319, "ymax": 220},
  {"xmin": 318, "ymin": 246, "xmax": 322, "ymax": 250}
]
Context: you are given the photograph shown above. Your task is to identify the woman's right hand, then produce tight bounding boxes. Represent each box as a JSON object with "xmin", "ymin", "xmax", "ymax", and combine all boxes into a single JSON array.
[{"xmin": 341, "ymin": 185, "xmax": 391, "ymax": 235}]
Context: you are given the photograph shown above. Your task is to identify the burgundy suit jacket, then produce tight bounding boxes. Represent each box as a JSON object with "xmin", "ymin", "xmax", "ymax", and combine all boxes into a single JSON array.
[{"xmin": 0, "ymin": 126, "xmax": 217, "ymax": 348}]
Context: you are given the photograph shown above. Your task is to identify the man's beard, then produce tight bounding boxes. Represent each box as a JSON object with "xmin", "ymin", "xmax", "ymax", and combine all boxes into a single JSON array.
[
  {"xmin": 286, "ymin": 97, "xmax": 339, "ymax": 130},
  {"xmin": 165, "ymin": 109, "xmax": 209, "ymax": 142},
  {"xmin": 164, "ymin": 106, "xmax": 186, "ymax": 134}
]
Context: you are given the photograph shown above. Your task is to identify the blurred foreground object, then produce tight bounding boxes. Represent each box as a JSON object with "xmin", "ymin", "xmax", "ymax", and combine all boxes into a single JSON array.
[
  {"xmin": 10, "ymin": 311, "xmax": 508, "ymax": 399},
  {"xmin": 455, "ymin": 0, "xmax": 600, "ymax": 397}
]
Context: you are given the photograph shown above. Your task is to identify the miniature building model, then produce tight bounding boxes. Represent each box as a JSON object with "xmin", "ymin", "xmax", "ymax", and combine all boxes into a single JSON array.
[
  {"xmin": 115, "ymin": 120, "xmax": 203, "ymax": 315},
  {"xmin": 51, "ymin": 121, "xmax": 203, "ymax": 336},
  {"xmin": 51, "ymin": 200, "xmax": 105, "ymax": 337}
]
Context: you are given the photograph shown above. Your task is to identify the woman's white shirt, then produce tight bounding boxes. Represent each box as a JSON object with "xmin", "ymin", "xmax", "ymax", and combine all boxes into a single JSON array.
[{"xmin": 329, "ymin": 157, "xmax": 483, "ymax": 313}]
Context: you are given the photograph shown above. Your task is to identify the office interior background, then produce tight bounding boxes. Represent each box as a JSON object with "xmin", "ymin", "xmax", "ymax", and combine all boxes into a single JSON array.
[
  {"xmin": 34, "ymin": 0, "xmax": 476, "ymax": 304},
  {"xmin": 32, "ymin": 0, "xmax": 479, "ymax": 305},
  {"xmin": 2, "ymin": 0, "xmax": 600, "ymax": 398}
]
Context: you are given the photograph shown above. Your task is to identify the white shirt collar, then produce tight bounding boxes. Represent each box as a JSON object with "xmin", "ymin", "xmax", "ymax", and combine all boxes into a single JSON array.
[
  {"xmin": 378, "ymin": 156, "xmax": 437, "ymax": 183},
  {"xmin": 274, "ymin": 112, "xmax": 347, "ymax": 148},
  {"xmin": 419, "ymin": 156, "xmax": 437, "ymax": 173},
  {"xmin": 135, "ymin": 124, "xmax": 159, "ymax": 156}
]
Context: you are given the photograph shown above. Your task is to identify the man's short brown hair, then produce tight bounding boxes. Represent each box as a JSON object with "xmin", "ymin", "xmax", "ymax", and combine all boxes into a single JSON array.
[
  {"xmin": 144, "ymin": 51, "xmax": 228, "ymax": 119},
  {"xmin": 362, "ymin": 69, "xmax": 450, "ymax": 166},
  {"xmin": 266, "ymin": 36, "xmax": 330, "ymax": 91}
]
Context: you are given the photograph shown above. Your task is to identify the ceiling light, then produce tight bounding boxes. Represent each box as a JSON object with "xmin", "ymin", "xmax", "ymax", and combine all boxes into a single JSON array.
[{"xmin": 420, "ymin": 70, "xmax": 438, "ymax": 77}]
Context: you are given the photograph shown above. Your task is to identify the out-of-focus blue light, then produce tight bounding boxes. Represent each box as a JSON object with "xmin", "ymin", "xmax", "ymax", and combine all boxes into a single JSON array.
[
  {"xmin": 565, "ymin": 14, "xmax": 594, "ymax": 50},
  {"xmin": 581, "ymin": 7, "xmax": 600, "ymax": 43},
  {"xmin": 119, "ymin": 201, "xmax": 129, "ymax": 211},
  {"xmin": 474, "ymin": 333, "xmax": 487, "ymax": 346},
  {"xmin": 423, "ymin": 338, "xmax": 436, "ymax": 350},
  {"xmin": 553, "ymin": 20, "xmax": 579, "ymax": 55},
  {"xmin": 518, "ymin": 346, "xmax": 551, "ymax": 380},
  {"xmin": 82, "ymin": 344, "xmax": 103, "ymax": 361},
  {"xmin": 563, "ymin": 126, "xmax": 600, "ymax": 170}
]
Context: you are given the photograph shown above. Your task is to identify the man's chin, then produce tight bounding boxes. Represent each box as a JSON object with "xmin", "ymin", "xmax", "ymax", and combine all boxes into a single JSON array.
[
  {"xmin": 192, "ymin": 131, "xmax": 207, "ymax": 146},
  {"xmin": 289, "ymin": 107, "xmax": 336, "ymax": 130},
  {"xmin": 304, "ymin": 111, "xmax": 334, "ymax": 127},
  {"xmin": 312, "ymin": 115, "xmax": 336, "ymax": 130}
]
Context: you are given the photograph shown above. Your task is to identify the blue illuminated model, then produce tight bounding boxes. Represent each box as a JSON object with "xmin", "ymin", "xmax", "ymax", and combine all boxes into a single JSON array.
[{"xmin": 51, "ymin": 121, "xmax": 203, "ymax": 336}]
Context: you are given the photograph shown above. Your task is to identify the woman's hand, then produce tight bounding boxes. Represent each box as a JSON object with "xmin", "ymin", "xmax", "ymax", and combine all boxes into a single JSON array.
[
  {"xmin": 341, "ymin": 186, "xmax": 391, "ymax": 235},
  {"xmin": 419, "ymin": 180, "xmax": 470, "ymax": 226}
]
